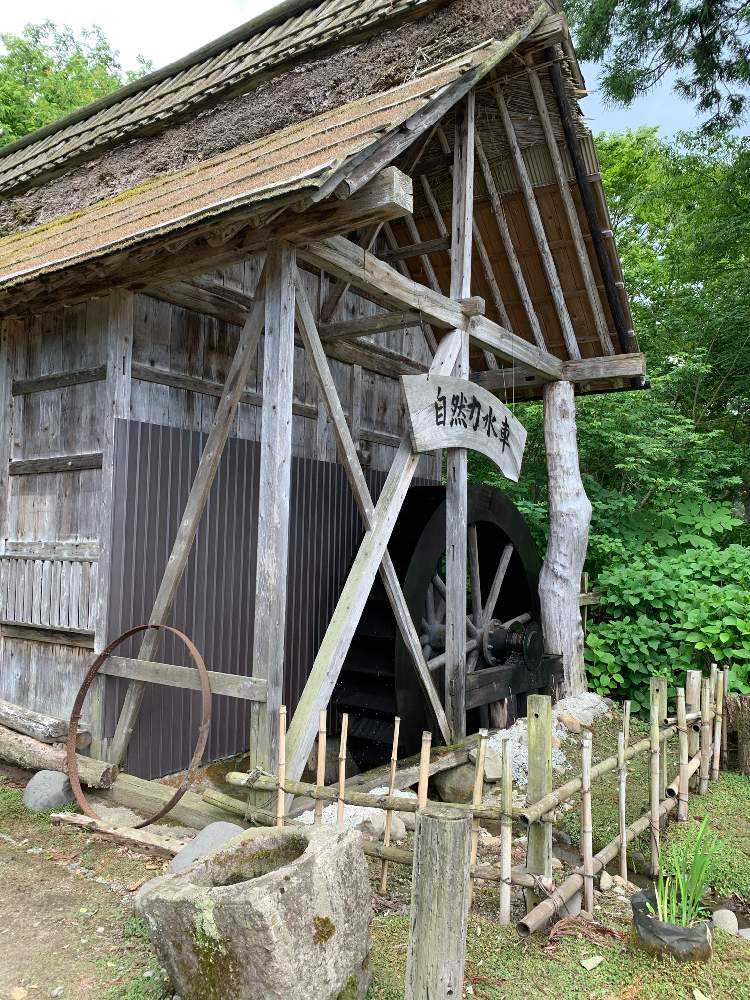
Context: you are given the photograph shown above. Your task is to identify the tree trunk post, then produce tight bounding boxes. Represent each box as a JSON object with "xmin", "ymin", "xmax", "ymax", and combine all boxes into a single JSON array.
[
  {"xmin": 538, "ymin": 381, "xmax": 592, "ymax": 695},
  {"xmin": 405, "ymin": 804, "xmax": 472, "ymax": 1000},
  {"xmin": 653, "ymin": 676, "xmax": 668, "ymax": 802},
  {"xmin": 525, "ymin": 693, "xmax": 553, "ymax": 908}
]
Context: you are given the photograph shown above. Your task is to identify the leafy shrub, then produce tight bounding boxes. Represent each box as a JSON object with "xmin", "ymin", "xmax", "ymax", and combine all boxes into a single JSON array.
[{"xmin": 586, "ymin": 543, "xmax": 750, "ymax": 709}]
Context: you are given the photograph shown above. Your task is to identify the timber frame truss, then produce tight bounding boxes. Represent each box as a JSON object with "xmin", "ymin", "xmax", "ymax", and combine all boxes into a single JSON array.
[{"xmin": 102, "ymin": 62, "xmax": 645, "ymax": 778}]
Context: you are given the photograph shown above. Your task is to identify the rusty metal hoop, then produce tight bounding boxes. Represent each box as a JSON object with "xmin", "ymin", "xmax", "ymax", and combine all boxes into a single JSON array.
[{"xmin": 66, "ymin": 624, "xmax": 212, "ymax": 829}]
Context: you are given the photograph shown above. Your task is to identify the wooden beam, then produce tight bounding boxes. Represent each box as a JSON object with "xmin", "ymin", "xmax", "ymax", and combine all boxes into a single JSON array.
[
  {"xmin": 0, "ymin": 620, "xmax": 94, "ymax": 649},
  {"xmin": 473, "ymin": 352, "xmax": 646, "ymax": 392},
  {"xmin": 294, "ymin": 269, "xmax": 450, "ymax": 742},
  {"xmin": 247, "ymin": 244, "xmax": 296, "ymax": 784},
  {"xmin": 381, "ymin": 237, "xmax": 451, "ymax": 262},
  {"xmin": 527, "ymin": 68, "xmax": 614, "ymax": 356},
  {"xmin": 320, "ymin": 224, "xmax": 382, "ymax": 324},
  {"xmin": 325, "ymin": 336, "xmax": 426, "ymax": 378},
  {"xmin": 100, "ymin": 655, "xmax": 267, "ymax": 701},
  {"xmin": 285, "ymin": 328, "xmax": 465, "ymax": 782},
  {"xmin": 8, "ymin": 453, "xmax": 103, "ymax": 475},
  {"xmin": 445, "ymin": 92, "xmax": 475, "ymax": 741},
  {"xmin": 474, "ymin": 132, "xmax": 548, "ymax": 352},
  {"xmin": 469, "ymin": 315, "xmax": 563, "ymax": 379},
  {"xmin": 12, "ymin": 365, "xmax": 107, "ymax": 396},
  {"xmin": 0, "ymin": 698, "xmax": 91, "ymax": 747},
  {"xmin": 320, "ymin": 311, "xmax": 423, "ymax": 343},
  {"xmin": 383, "ymin": 220, "xmax": 439, "ymax": 355},
  {"xmin": 107, "ymin": 270, "xmax": 268, "ymax": 768},
  {"xmin": 495, "ymin": 86, "xmax": 580, "ymax": 361}
]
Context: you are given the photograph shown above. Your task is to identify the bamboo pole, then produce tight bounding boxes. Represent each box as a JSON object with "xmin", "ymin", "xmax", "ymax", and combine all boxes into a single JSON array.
[
  {"xmin": 380, "ymin": 716, "xmax": 401, "ymax": 894},
  {"xmin": 469, "ymin": 729, "xmax": 488, "ymax": 903},
  {"xmin": 417, "ymin": 731, "xmax": 432, "ymax": 809},
  {"xmin": 653, "ymin": 676, "xmax": 668, "ymax": 802},
  {"xmin": 581, "ymin": 731, "xmax": 594, "ymax": 913},
  {"xmin": 649, "ymin": 678, "xmax": 661, "ymax": 877},
  {"xmin": 276, "ymin": 705, "xmax": 287, "ymax": 829},
  {"xmin": 499, "ymin": 737, "xmax": 513, "ymax": 925},
  {"xmin": 617, "ymin": 730, "xmax": 627, "ymax": 882},
  {"xmin": 623, "ymin": 700, "xmax": 631, "ymax": 746},
  {"xmin": 666, "ymin": 751, "xmax": 702, "ymax": 796},
  {"xmin": 676, "ymin": 688, "xmax": 689, "ymax": 822},
  {"xmin": 722, "ymin": 667, "xmax": 730, "ymax": 769},
  {"xmin": 712, "ymin": 669, "xmax": 725, "ymax": 781},
  {"xmin": 337, "ymin": 713, "xmax": 349, "ymax": 828},
  {"xmin": 685, "ymin": 670, "xmax": 701, "ymax": 790},
  {"xmin": 314, "ymin": 709, "xmax": 326, "ymax": 826},
  {"xmin": 699, "ymin": 677, "xmax": 711, "ymax": 794}
]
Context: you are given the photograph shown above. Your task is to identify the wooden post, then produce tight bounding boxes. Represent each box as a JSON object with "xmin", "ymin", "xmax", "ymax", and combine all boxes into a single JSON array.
[
  {"xmin": 525, "ymin": 694, "xmax": 553, "ymax": 907},
  {"xmin": 722, "ymin": 667, "xmax": 730, "ymax": 769},
  {"xmin": 314, "ymin": 709, "xmax": 326, "ymax": 826},
  {"xmin": 649, "ymin": 678, "xmax": 661, "ymax": 877},
  {"xmin": 653, "ymin": 676, "xmax": 668, "ymax": 802},
  {"xmin": 581, "ymin": 731, "xmax": 594, "ymax": 913},
  {"xmin": 538, "ymin": 382, "xmax": 592, "ymax": 695},
  {"xmin": 276, "ymin": 706, "xmax": 287, "ymax": 828},
  {"xmin": 337, "ymin": 712, "xmax": 349, "ymax": 828},
  {"xmin": 623, "ymin": 699, "xmax": 631, "ymax": 747},
  {"xmin": 470, "ymin": 728, "xmax": 488, "ymax": 900},
  {"xmin": 712, "ymin": 669, "xmax": 725, "ymax": 781},
  {"xmin": 405, "ymin": 804, "xmax": 472, "ymax": 1000},
  {"xmin": 248, "ymin": 245, "xmax": 296, "ymax": 792},
  {"xmin": 617, "ymin": 730, "xmax": 628, "ymax": 881},
  {"xmin": 108, "ymin": 274, "xmax": 268, "ymax": 767},
  {"xmin": 699, "ymin": 677, "xmax": 712, "ymax": 795},
  {"xmin": 92, "ymin": 290, "xmax": 134, "ymax": 757},
  {"xmin": 445, "ymin": 92, "xmax": 475, "ymax": 741},
  {"xmin": 499, "ymin": 737, "xmax": 513, "ymax": 925},
  {"xmin": 380, "ymin": 716, "xmax": 401, "ymax": 893},
  {"xmin": 417, "ymin": 731, "xmax": 432, "ymax": 809},
  {"xmin": 676, "ymin": 688, "xmax": 689, "ymax": 822}
]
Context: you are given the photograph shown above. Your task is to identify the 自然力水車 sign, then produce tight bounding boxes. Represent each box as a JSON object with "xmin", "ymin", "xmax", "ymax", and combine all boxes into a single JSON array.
[{"xmin": 401, "ymin": 374, "xmax": 526, "ymax": 482}]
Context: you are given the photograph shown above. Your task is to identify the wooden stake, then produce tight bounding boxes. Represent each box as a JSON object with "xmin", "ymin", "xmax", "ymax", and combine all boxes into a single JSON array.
[
  {"xmin": 417, "ymin": 731, "xmax": 432, "ymax": 809},
  {"xmin": 699, "ymin": 677, "xmax": 711, "ymax": 795},
  {"xmin": 499, "ymin": 737, "xmax": 513, "ymax": 925},
  {"xmin": 380, "ymin": 716, "xmax": 401, "ymax": 894},
  {"xmin": 685, "ymin": 670, "xmax": 701, "ymax": 789},
  {"xmin": 337, "ymin": 713, "xmax": 349, "ymax": 828},
  {"xmin": 653, "ymin": 676, "xmax": 668, "ymax": 801},
  {"xmin": 276, "ymin": 706, "xmax": 287, "ymax": 828},
  {"xmin": 649, "ymin": 678, "xmax": 661, "ymax": 877},
  {"xmin": 314, "ymin": 709, "xmax": 326, "ymax": 826},
  {"xmin": 711, "ymin": 669, "xmax": 725, "ymax": 781},
  {"xmin": 469, "ymin": 729, "xmax": 488, "ymax": 902},
  {"xmin": 623, "ymin": 700, "xmax": 631, "ymax": 747},
  {"xmin": 722, "ymin": 667, "xmax": 730, "ymax": 769},
  {"xmin": 525, "ymin": 694, "xmax": 553, "ymax": 908},
  {"xmin": 405, "ymin": 804, "xmax": 472, "ymax": 1000},
  {"xmin": 581, "ymin": 732, "xmax": 594, "ymax": 913},
  {"xmin": 617, "ymin": 730, "xmax": 628, "ymax": 882},
  {"xmin": 677, "ymin": 688, "xmax": 689, "ymax": 822}
]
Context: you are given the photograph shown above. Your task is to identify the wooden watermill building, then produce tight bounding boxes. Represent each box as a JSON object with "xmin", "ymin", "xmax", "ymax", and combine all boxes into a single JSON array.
[{"xmin": 0, "ymin": 0, "xmax": 643, "ymax": 780}]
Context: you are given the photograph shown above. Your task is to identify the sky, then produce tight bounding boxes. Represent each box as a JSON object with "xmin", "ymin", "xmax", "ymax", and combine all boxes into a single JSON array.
[{"xmin": 0, "ymin": 1, "xmax": 732, "ymax": 137}]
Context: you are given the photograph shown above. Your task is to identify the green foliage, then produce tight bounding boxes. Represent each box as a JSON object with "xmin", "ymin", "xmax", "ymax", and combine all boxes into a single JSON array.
[
  {"xmin": 0, "ymin": 22, "xmax": 151, "ymax": 147},
  {"xmin": 648, "ymin": 817, "xmax": 718, "ymax": 925},
  {"xmin": 564, "ymin": 0, "xmax": 750, "ymax": 130}
]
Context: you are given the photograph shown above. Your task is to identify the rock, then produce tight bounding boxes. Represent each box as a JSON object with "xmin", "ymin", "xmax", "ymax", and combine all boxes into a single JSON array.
[
  {"xmin": 599, "ymin": 870, "xmax": 614, "ymax": 892},
  {"xmin": 562, "ymin": 890, "xmax": 582, "ymax": 918},
  {"xmin": 138, "ymin": 826, "xmax": 371, "ymax": 1000},
  {"xmin": 580, "ymin": 955, "xmax": 604, "ymax": 972},
  {"xmin": 304, "ymin": 736, "xmax": 359, "ymax": 786},
  {"xmin": 556, "ymin": 712, "xmax": 582, "ymax": 735},
  {"xmin": 431, "ymin": 763, "xmax": 476, "ymax": 803},
  {"xmin": 554, "ymin": 693, "xmax": 612, "ymax": 728},
  {"xmin": 551, "ymin": 856, "xmax": 563, "ymax": 872},
  {"xmin": 22, "ymin": 770, "xmax": 74, "ymax": 812},
  {"xmin": 169, "ymin": 821, "xmax": 245, "ymax": 873},
  {"xmin": 355, "ymin": 810, "xmax": 406, "ymax": 844},
  {"xmin": 469, "ymin": 745, "xmax": 502, "ymax": 783},
  {"xmin": 712, "ymin": 908, "xmax": 739, "ymax": 935},
  {"xmin": 738, "ymin": 928, "xmax": 750, "ymax": 941}
]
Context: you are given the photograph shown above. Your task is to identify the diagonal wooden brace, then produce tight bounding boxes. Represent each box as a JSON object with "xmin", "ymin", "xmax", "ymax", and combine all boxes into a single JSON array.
[
  {"xmin": 294, "ymin": 269, "xmax": 450, "ymax": 743},
  {"xmin": 285, "ymin": 308, "xmax": 465, "ymax": 781},
  {"xmin": 108, "ymin": 269, "xmax": 268, "ymax": 767}
]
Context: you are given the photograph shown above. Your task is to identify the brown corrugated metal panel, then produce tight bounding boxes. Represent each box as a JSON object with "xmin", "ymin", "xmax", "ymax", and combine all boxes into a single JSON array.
[
  {"xmin": 0, "ymin": 44, "xmax": 495, "ymax": 293},
  {"xmin": 0, "ymin": 0, "xmax": 441, "ymax": 196},
  {"xmin": 104, "ymin": 418, "xmax": 432, "ymax": 778}
]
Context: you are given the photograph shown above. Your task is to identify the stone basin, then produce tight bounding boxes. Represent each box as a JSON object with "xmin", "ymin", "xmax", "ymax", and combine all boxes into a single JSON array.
[{"xmin": 137, "ymin": 825, "xmax": 372, "ymax": 999}]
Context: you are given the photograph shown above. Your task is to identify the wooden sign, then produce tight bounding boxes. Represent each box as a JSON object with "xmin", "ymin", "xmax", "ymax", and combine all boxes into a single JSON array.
[{"xmin": 401, "ymin": 374, "xmax": 527, "ymax": 482}]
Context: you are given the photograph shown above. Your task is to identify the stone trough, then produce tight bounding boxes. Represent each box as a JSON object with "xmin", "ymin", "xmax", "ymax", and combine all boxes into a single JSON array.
[{"xmin": 137, "ymin": 825, "xmax": 372, "ymax": 1000}]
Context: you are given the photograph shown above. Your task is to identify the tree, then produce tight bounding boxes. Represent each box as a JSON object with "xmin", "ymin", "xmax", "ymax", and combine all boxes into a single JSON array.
[
  {"xmin": 0, "ymin": 21, "xmax": 151, "ymax": 147},
  {"xmin": 565, "ymin": 0, "xmax": 750, "ymax": 130}
]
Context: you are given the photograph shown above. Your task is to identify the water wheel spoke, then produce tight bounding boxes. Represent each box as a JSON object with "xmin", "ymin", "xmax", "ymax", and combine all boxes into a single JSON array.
[
  {"xmin": 429, "ymin": 636, "xmax": 479, "ymax": 672},
  {"xmin": 467, "ymin": 648, "xmax": 480, "ymax": 673},
  {"xmin": 432, "ymin": 574, "xmax": 446, "ymax": 599},
  {"xmin": 466, "ymin": 617, "xmax": 479, "ymax": 639},
  {"xmin": 501, "ymin": 612, "xmax": 532, "ymax": 629},
  {"xmin": 483, "ymin": 543, "xmax": 513, "ymax": 624},
  {"xmin": 468, "ymin": 524, "xmax": 483, "ymax": 626},
  {"xmin": 425, "ymin": 586, "xmax": 437, "ymax": 626}
]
